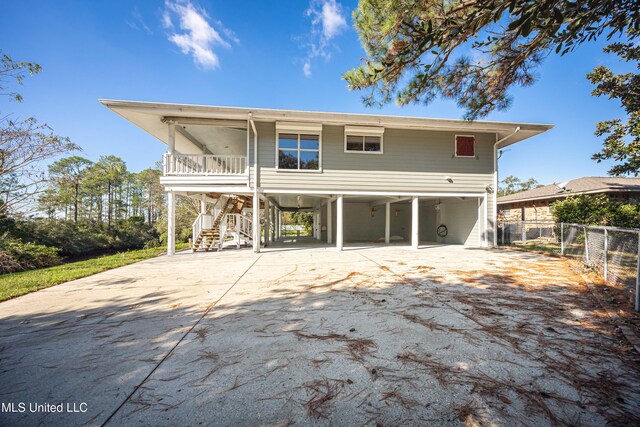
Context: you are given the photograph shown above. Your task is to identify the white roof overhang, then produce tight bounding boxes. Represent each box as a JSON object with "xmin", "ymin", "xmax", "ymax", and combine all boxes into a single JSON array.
[{"xmin": 100, "ymin": 99, "xmax": 553, "ymax": 151}]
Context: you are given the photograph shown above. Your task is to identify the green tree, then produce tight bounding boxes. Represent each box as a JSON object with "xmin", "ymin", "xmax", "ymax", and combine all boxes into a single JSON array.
[
  {"xmin": 344, "ymin": 0, "xmax": 639, "ymax": 119},
  {"xmin": 550, "ymin": 194, "xmax": 640, "ymax": 227},
  {"xmin": 46, "ymin": 156, "xmax": 92, "ymax": 223},
  {"xmin": 588, "ymin": 37, "xmax": 640, "ymax": 176},
  {"xmin": 1, "ymin": 52, "xmax": 78, "ymax": 214},
  {"xmin": 136, "ymin": 168, "xmax": 164, "ymax": 224},
  {"xmin": 291, "ymin": 211, "xmax": 314, "ymax": 234},
  {"xmin": 498, "ymin": 175, "xmax": 541, "ymax": 197}
]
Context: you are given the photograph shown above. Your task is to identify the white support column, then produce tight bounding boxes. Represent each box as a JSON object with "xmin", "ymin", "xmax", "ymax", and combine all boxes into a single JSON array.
[
  {"xmin": 252, "ymin": 193, "xmax": 260, "ymax": 253},
  {"xmin": 411, "ymin": 197, "xmax": 419, "ymax": 249},
  {"xmin": 167, "ymin": 191, "xmax": 175, "ymax": 256},
  {"xmin": 200, "ymin": 194, "xmax": 206, "ymax": 214},
  {"xmin": 264, "ymin": 199, "xmax": 270, "ymax": 246},
  {"xmin": 336, "ymin": 195, "xmax": 343, "ymax": 251},
  {"xmin": 327, "ymin": 200, "xmax": 333, "ymax": 244},
  {"xmin": 167, "ymin": 121, "xmax": 176, "ymax": 154},
  {"xmin": 385, "ymin": 202, "xmax": 391, "ymax": 244},
  {"xmin": 483, "ymin": 193, "xmax": 489, "ymax": 247}
]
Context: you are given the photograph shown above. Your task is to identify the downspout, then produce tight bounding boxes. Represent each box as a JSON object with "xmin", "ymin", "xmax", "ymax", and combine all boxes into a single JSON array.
[
  {"xmin": 249, "ymin": 114, "xmax": 260, "ymax": 252},
  {"xmin": 493, "ymin": 126, "xmax": 520, "ymax": 247}
]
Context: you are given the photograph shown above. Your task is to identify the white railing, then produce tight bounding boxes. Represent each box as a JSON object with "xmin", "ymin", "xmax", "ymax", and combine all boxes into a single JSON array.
[
  {"xmin": 192, "ymin": 213, "xmax": 215, "ymax": 247},
  {"xmin": 164, "ymin": 153, "xmax": 247, "ymax": 176},
  {"xmin": 226, "ymin": 213, "xmax": 253, "ymax": 240}
]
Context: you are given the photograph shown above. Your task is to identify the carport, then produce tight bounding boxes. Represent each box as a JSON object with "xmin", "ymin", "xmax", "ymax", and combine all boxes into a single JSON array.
[{"xmin": 261, "ymin": 191, "xmax": 489, "ymax": 251}]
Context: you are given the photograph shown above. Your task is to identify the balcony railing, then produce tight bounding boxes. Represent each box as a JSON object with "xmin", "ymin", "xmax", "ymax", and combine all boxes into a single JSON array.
[{"xmin": 163, "ymin": 153, "xmax": 247, "ymax": 176}]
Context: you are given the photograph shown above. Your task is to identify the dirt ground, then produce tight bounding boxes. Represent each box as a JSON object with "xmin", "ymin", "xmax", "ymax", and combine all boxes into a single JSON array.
[{"xmin": 0, "ymin": 244, "xmax": 639, "ymax": 426}]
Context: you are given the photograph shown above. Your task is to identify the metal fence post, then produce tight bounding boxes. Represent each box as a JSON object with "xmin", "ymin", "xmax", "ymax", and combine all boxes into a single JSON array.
[
  {"xmin": 636, "ymin": 232, "xmax": 640, "ymax": 311},
  {"xmin": 603, "ymin": 228, "xmax": 608, "ymax": 282},
  {"xmin": 560, "ymin": 223, "xmax": 564, "ymax": 255},
  {"xmin": 584, "ymin": 226, "xmax": 589, "ymax": 262}
]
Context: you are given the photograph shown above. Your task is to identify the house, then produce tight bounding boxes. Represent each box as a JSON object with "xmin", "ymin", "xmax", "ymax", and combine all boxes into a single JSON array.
[
  {"xmin": 498, "ymin": 176, "xmax": 640, "ymax": 222},
  {"xmin": 100, "ymin": 100, "xmax": 552, "ymax": 254}
]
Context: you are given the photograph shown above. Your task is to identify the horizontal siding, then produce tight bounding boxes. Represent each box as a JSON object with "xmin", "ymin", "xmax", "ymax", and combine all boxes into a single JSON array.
[{"xmin": 254, "ymin": 123, "xmax": 495, "ymax": 193}]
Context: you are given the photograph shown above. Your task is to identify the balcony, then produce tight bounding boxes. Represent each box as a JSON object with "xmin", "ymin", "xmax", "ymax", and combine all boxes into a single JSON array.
[{"xmin": 162, "ymin": 153, "xmax": 249, "ymax": 185}]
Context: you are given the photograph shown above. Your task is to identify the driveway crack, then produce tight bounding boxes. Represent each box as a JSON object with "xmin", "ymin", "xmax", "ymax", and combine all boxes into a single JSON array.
[{"xmin": 100, "ymin": 254, "xmax": 263, "ymax": 426}]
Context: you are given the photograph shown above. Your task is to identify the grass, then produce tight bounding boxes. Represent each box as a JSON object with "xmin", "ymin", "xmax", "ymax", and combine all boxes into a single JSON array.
[{"xmin": 0, "ymin": 243, "xmax": 189, "ymax": 302}]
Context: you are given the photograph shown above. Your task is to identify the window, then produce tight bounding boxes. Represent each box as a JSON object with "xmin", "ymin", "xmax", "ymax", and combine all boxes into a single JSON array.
[
  {"xmin": 277, "ymin": 133, "xmax": 320, "ymax": 170},
  {"xmin": 455, "ymin": 135, "xmax": 475, "ymax": 157},
  {"xmin": 344, "ymin": 125, "xmax": 384, "ymax": 154}
]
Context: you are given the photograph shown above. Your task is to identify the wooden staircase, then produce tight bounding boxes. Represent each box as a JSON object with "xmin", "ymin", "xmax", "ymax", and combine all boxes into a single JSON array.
[{"xmin": 192, "ymin": 195, "xmax": 250, "ymax": 251}]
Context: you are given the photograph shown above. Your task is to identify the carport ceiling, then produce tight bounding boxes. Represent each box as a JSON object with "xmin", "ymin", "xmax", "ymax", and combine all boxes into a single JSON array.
[{"xmin": 266, "ymin": 194, "xmax": 477, "ymax": 210}]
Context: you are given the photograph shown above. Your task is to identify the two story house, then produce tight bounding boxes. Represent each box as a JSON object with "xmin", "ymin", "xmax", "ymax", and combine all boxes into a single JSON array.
[{"xmin": 101, "ymin": 100, "xmax": 552, "ymax": 254}]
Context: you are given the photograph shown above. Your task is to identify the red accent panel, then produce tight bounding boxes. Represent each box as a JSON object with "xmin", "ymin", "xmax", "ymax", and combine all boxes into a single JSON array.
[{"xmin": 456, "ymin": 136, "xmax": 475, "ymax": 157}]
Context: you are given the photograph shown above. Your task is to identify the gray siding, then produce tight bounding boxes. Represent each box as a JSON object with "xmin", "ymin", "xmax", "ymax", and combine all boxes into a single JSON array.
[
  {"xmin": 254, "ymin": 122, "xmax": 494, "ymax": 192},
  {"xmin": 251, "ymin": 121, "xmax": 496, "ymax": 246}
]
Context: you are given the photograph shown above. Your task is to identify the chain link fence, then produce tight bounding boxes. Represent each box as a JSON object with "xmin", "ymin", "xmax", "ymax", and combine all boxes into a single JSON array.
[{"xmin": 497, "ymin": 221, "xmax": 640, "ymax": 311}]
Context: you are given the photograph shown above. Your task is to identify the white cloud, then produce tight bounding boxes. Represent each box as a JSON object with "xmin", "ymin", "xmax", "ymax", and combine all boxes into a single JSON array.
[
  {"xmin": 163, "ymin": 1, "xmax": 238, "ymax": 70},
  {"xmin": 319, "ymin": 0, "xmax": 347, "ymax": 39},
  {"xmin": 302, "ymin": 0, "xmax": 348, "ymax": 76}
]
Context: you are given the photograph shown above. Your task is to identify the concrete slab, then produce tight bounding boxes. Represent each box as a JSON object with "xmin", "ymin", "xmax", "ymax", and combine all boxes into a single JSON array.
[{"xmin": 1, "ymin": 245, "xmax": 638, "ymax": 426}]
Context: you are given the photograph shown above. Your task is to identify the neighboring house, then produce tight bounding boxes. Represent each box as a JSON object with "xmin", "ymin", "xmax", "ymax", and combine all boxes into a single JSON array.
[
  {"xmin": 101, "ymin": 100, "xmax": 551, "ymax": 254},
  {"xmin": 498, "ymin": 176, "xmax": 640, "ymax": 222}
]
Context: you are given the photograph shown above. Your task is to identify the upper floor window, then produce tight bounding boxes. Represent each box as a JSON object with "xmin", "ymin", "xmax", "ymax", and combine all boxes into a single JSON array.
[
  {"xmin": 455, "ymin": 135, "xmax": 475, "ymax": 157},
  {"xmin": 344, "ymin": 125, "xmax": 384, "ymax": 154},
  {"xmin": 278, "ymin": 134, "xmax": 320, "ymax": 170},
  {"xmin": 276, "ymin": 122, "xmax": 322, "ymax": 171}
]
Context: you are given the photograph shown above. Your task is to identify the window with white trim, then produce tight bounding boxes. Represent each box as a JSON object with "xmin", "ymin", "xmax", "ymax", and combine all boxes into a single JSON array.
[
  {"xmin": 344, "ymin": 125, "xmax": 384, "ymax": 154},
  {"xmin": 455, "ymin": 135, "xmax": 475, "ymax": 157},
  {"xmin": 277, "ymin": 133, "xmax": 320, "ymax": 170}
]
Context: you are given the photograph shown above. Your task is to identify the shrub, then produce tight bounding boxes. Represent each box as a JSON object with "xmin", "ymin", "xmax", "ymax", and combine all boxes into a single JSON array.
[
  {"xmin": 0, "ymin": 235, "xmax": 61, "ymax": 274},
  {"xmin": 551, "ymin": 195, "xmax": 640, "ymax": 228}
]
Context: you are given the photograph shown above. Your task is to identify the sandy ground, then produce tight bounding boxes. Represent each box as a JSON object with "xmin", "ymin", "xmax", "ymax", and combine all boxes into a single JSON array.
[{"xmin": 0, "ymin": 243, "xmax": 639, "ymax": 426}]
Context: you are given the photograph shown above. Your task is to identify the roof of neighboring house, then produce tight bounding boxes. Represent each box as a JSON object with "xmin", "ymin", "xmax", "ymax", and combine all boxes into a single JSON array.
[
  {"xmin": 99, "ymin": 99, "xmax": 553, "ymax": 152},
  {"xmin": 498, "ymin": 176, "xmax": 640, "ymax": 204}
]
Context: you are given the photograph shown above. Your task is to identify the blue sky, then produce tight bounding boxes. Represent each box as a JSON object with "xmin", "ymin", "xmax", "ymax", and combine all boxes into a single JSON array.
[{"xmin": 0, "ymin": 0, "xmax": 633, "ymax": 185}]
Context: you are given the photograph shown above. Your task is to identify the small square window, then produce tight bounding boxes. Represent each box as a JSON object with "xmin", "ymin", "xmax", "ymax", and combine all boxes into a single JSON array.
[{"xmin": 455, "ymin": 135, "xmax": 475, "ymax": 157}]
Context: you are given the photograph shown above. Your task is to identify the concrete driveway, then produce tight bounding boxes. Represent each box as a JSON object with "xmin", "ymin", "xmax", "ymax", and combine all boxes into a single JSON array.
[{"xmin": 1, "ymin": 245, "xmax": 639, "ymax": 426}]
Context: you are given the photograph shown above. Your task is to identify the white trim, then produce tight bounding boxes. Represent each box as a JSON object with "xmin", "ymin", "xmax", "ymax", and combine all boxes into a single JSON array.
[
  {"xmin": 336, "ymin": 195, "xmax": 344, "ymax": 251},
  {"xmin": 411, "ymin": 197, "xmax": 419, "ymax": 249},
  {"xmin": 483, "ymin": 192, "xmax": 489, "ymax": 248},
  {"xmin": 344, "ymin": 133, "xmax": 383, "ymax": 154},
  {"xmin": 259, "ymin": 189, "xmax": 486, "ymax": 197},
  {"xmin": 276, "ymin": 121, "xmax": 323, "ymax": 133},
  {"xmin": 344, "ymin": 125, "xmax": 384, "ymax": 136},
  {"xmin": 163, "ymin": 185, "xmax": 253, "ymax": 193},
  {"xmin": 160, "ymin": 176, "xmax": 249, "ymax": 185},
  {"xmin": 454, "ymin": 134, "xmax": 476, "ymax": 158},
  {"xmin": 327, "ymin": 200, "xmax": 332, "ymax": 244}
]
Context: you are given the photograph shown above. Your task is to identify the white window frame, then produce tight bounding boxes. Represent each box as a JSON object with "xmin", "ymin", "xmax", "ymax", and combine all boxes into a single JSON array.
[
  {"xmin": 454, "ymin": 134, "xmax": 476, "ymax": 158},
  {"xmin": 344, "ymin": 125, "xmax": 384, "ymax": 154},
  {"xmin": 275, "ymin": 122, "xmax": 322, "ymax": 173}
]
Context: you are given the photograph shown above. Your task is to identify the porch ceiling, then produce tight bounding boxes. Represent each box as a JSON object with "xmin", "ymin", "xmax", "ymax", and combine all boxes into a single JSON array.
[{"xmin": 181, "ymin": 125, "xmax": 246, "ymax": 156}]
